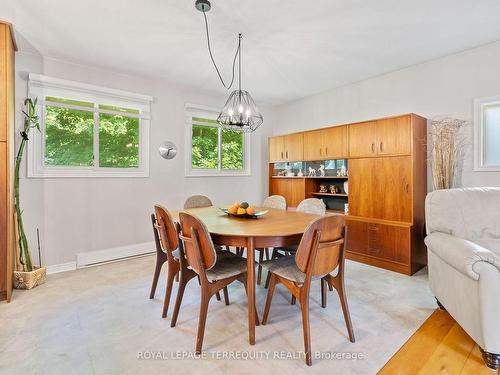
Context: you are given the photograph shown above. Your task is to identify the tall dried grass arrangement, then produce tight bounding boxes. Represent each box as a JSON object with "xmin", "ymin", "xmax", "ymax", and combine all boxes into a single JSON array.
[{"xmin": 428, "ymin": 117, "xmax": 467, "ymax": 190}]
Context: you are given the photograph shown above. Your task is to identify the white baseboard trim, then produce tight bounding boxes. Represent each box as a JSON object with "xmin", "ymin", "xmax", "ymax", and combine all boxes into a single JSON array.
[
  {"xmin": 76, "ymin": 241, "xmax": 155, "ymax": 268},
  {"xmin": 46, "ymin": 262, "xmax": 77, "ymax": 275}
]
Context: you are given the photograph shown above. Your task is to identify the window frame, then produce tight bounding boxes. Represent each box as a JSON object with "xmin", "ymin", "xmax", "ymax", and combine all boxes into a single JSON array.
[
  {"xmin": 474, "ymin": 95, "xmax": 500, "ymax": 171},
  {"xmin": 27, "ymin": 74, "xmax": 152, "ymax": 178},
  {"xmin": 185, "ymin": 103, "xmax": 251, "ymax": 177}
]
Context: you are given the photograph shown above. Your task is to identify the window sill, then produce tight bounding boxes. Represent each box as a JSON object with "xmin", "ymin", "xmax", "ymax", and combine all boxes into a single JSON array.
[
  {"xmin": 185, "ymin": 172, "xmax": 251, "ymax": 178},
  {"xmin": 27, "ymin": 168, "xmax": 149, "ymax": 178}
]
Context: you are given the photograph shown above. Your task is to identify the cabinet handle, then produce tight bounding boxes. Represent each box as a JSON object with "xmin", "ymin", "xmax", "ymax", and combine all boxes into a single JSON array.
[
  {"xmin": 371, "ymin": 143, "xmax": 375, "ymax": 153},
  {"xmin": 405, "ymin": 183, "xmax": 409, "ymax": 193},
  {"xmin": 319, "ymin": 148, "xmax": 322, "ymax": 156},
  {"xmin": 286, "ymin": 151, "xmax": 288, "ymax": 159},
  {"xmin": 380, "ymin": 142, "xmax": 383, "ymax": 152},
  {"xmin": 325, "ymin": 147, "xmax": 328, "ymax": 155},
  {"xmin": 281, "ymin": 151, "xmax": 283, "ymax": 159}
]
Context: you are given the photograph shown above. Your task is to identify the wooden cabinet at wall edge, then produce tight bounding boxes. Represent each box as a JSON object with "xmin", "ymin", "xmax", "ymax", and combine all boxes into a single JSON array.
[{"xmin": 0, "ymin": 21, "xmax": 16, "ymax": 302}]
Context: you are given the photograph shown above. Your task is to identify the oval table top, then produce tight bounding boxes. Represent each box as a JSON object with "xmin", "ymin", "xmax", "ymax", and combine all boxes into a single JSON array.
[{"xmin": 171, "ymin": 206, "xmax": 322, "ymax": 238}]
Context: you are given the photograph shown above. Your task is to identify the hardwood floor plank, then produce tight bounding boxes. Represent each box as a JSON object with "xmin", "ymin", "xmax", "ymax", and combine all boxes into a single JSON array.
[
  {"xmin": 416, "ymin": 322, "xmax": 475, "ymax": 374},
  {"xmin": 379, "ymin": 309, "xmax": 497, "ymax": 375},
  {"xmin": 461, "ymin": 345, "xmax": 499, "ymax": 375}
]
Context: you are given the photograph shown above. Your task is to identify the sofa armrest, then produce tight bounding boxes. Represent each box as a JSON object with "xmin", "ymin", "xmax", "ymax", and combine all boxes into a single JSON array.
[{"xmin": 425, "ymin": 232, "xmax": 500, "ymax": 280}]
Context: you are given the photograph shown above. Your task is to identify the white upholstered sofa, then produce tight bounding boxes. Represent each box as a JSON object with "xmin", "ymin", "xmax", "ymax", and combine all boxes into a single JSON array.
[{"xmin": 425, "ymin": 187, "xmax": 500, "ymax": 370}]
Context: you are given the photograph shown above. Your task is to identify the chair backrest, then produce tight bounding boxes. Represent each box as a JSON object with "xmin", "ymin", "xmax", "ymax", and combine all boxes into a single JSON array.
[
  {"xmin": 153, "ymin": 205, "xmax": 179, "ymax": 254},
  {"xmin": 262, "ymin": 195, "xmax": 287, "ymax": 210},
  {"xmin": 178, "ymin": 211, "xmax": 217, "ymax": 274},
  {"xmin": 184, "ymin": 195, "xmax": 213, "ymax": 209},
  {"xmin": 295, "ymin": 215, "xmax": 345, "ymax": 277},
  {"xmin": 297, "ymin": 198, "xmax": 326, "ymax": 215}
]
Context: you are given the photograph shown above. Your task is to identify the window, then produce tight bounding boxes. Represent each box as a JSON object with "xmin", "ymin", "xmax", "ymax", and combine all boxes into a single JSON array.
[
  {"xmin": 185, "ymin": 104, "xmax": 250, "ymax": 176},
  {"xmin": 27, "ymin": 74, "xmax": 152, "ymax": 177},
  {"xmin": 474, "ymin": 95, "xmax": 500, "ymax": 171}
]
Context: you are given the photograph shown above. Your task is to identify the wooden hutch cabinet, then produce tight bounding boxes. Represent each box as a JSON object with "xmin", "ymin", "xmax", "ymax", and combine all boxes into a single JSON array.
[
  {"xmin": 268, "ymin": 113, "xmax": 427, "ymax": 275},
  {"xmin": 0, "ymin": 21, "xmax": 16, "ymax": 302}
]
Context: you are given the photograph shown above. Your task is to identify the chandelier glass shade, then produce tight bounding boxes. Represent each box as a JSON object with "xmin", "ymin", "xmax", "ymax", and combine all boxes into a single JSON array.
[{"xmin": 217, "ymin": 90, "xmax": 263, "ymax": 132}]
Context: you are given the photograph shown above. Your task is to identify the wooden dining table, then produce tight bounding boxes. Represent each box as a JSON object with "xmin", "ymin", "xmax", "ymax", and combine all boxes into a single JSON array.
[{"xmin": 171, "ymin": 206, "xmax": 322, "ymax": 345}]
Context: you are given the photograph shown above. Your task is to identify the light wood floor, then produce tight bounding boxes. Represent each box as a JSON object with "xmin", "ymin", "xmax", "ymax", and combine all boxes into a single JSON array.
[{"xmin": 379, "ymin": 309, "xmax": 498, "ymax": 374}]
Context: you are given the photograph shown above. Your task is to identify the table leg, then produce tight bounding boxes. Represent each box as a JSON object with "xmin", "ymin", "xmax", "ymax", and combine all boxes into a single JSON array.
[{"xmin": 247, "ymin": 236, "xmax": 257, "ymax": 345}]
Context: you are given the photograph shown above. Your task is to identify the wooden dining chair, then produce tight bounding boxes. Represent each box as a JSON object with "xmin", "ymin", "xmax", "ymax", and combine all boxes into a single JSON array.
[
  {"xmin": 261, "ymin": 215, "xmax": 355, "ymax": 366},
  {"xmin": 177, "ymin": 211, "xmax": 258, "ymax": 353},
  {"xmin": 265, "ymin": 198, "xmax": 326, "ymax": 292},
  {"xmin": 153, "ymin": 205, "xmax": 225, "ymax": 319},
  {"xmin": 184, "ymin": 195, "xmax": 213, "ymax": 209},
  {"xmin": 149, "ymin": 212, "xmax": 168, "ymax": 300}
]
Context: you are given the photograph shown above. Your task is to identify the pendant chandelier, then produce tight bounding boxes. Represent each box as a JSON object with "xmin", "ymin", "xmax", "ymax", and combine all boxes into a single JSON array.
[{"xmin": 195, "ymin": 0, "xmax": 263, "ymax": 132}]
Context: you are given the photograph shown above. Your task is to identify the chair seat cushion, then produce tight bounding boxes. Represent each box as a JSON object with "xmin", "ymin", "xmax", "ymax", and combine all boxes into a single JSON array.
[
  {"xmin": 206, "ymin": 251, "xmax": 248, "ymax": 282},
  {"xmin": 261, "ymin": 256, "xmax": 305, "ymax": 285}
]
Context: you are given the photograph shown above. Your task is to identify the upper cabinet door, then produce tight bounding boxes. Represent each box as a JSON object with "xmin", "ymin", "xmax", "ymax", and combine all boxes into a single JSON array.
[
  {"xmin": 268, "ymin": 136, "xmax": 284, "ymax": 162},
  {"xmin": 303, "ymin": 130, "xmax": 323, "ymax": 161},
  {"xmin": 348, "ymin": 121, "xmax": 378, "ymax": 158},
  {"xmin": 376, "ymin": 116, "xmax": 411, "ymax": 155},
  {"xmin": 323, "ymin": 125, "xmax": 348, "ymax": 159},
  {"xmin": 284, "ymin": 133, "xmax": 303, "ymax": 161}
]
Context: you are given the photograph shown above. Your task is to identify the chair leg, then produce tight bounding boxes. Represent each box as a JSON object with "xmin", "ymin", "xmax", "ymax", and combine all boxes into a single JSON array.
[
  {"xmin": 321, "ymin": 278, "xmax": 327, "ymax": 308},
  {"xmin": 480, "ymin": 348, "xmax": 500, "ymax": 371},
  {"xmin": 334, "ymin": 276, "xmax": 355, "ymax": 343},
  {"xmin": 291, "ymin": 295, "xmax": 296, "ymax": 305},
  {"xmin": 161, "ymin": 263, "xmax": 178, "ymax": 318},
  {"xmin": 264, "ymin": 271, "xmax": 271, "ymax": 289},
  {"xmin": 195, "ymin": 291, "xmax": 211, "ymax": 354},
  {"xmin": 170, "ymin": 272, "xmax": 192, "ymax": 327},
  {"xmin": 262, "ymin": 273, "xmax": 277, "ymax": 325},
  {"xmin": 223, "ymin": 286, "xmax": 230, "ymax": 306},
  {"xmin": 257, "ymin": 250, "xmax": 264, "ymax": 285},
  {"xmin": 215, "ymin": 291, "xmax": 221, "ymax": 301},
  {"xmin": 149, "ymin": 257, "xmax": 165, "ymax": 299},
  {"xmin": 265, "ymin": 248, "xmax": 270, "ymax": 260},
  {"xmin": 300, "ymin": 294, "xmax": 312, "ymax": 366}
]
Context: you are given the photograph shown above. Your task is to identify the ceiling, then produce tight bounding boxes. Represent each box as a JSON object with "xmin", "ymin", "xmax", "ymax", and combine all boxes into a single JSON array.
[{"xmin": 2, "ymin": 0, "xmax": 500, "ymax": 106}]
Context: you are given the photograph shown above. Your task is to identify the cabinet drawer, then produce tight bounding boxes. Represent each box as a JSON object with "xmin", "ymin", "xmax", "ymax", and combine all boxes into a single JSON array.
[{"xmin": 346, "ymin": 220, "xmax": 410, "ymax": 264}]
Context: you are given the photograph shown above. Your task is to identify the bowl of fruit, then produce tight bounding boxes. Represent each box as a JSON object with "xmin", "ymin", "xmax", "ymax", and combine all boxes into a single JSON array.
[{"xmin": 220, "ymin": 202, "xmax": 268, "ymax": 219}]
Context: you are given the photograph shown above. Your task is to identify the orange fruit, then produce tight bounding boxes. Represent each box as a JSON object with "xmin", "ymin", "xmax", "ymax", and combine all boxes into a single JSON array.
[
  {"xmin": 246, "ymin": 206, "xmax": 256, "ymax": 215},
  {"xmin": 233, "ymin": 202, "xmax": 240, "ymax": 208},
  {"xmin": 228, "ymin": 206, "xmax": 238, "ymax": 215},
  {"xmin": 237, "ymin": 207, "xmax": 247, "ymax": 215}
]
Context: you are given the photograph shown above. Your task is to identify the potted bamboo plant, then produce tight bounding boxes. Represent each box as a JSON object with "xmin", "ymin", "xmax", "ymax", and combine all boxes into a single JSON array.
[{"xmin": 13, "ymin": 98, "xmax": 46, "ymax": 289}]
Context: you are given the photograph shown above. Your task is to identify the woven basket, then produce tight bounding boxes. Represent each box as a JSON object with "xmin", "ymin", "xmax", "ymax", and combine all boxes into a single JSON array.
[{"xmin": 13, "ymin": 266, "xmax": 47, "ymax": 290}]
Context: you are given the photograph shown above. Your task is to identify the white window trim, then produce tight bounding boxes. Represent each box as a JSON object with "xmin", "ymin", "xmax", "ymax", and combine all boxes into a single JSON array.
[
  {"xmin": 185, "ymin": 103, "xmax": 251, "ymax": 177},
  {"xmin": 474, "ymin": 95, "xmax": 500, "ymax": 172},
  {"xmin": 27, "ymin": 74, "xmax": 153, "ymax": 178}
]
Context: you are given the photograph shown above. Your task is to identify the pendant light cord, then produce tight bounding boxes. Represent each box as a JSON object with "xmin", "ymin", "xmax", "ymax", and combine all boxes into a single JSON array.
[{"xmin": 202, "ymin": 9, "xmax": 240, "ymax": 90}]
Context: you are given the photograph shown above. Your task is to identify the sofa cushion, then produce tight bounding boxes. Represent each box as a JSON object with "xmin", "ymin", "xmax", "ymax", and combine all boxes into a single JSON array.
[{"xmin": 425, "ymin": 187, "xmax": 500, "ymax": 256}]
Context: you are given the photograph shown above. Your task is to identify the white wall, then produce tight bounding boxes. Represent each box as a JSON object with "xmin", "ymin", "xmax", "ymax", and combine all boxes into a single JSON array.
[
  {"xmin": 15, "ymin": 53, "xmax": 272, "ymax": 266},
  {"xmin": 271, "ymin": 40, "xmax": 500, "ymax": 188}
]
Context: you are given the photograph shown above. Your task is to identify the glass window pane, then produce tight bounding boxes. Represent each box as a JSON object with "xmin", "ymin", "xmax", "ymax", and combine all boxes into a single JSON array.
[
  {"xmin": 45, "ymin": 96, "xmax": 94, "ymax": 108},
  {"xmin": 99, "ymin": 113, "xmax": 139, "ymax": 168},
  {"xmin": 483, "ymin": 103, "xmax": 500, "ymax": 166},
  {"xmin": 221, "ymin": 129, "xmax": 244, "ymax": 170},
  {"xmin": 44, "ymin": 106, "xmax": 94, "ymax": 166},
  {"xmin": 99, "ymin": 104, "xmax": 140, "ymax": 115},
  {"xmin": 191, "ymin": 125, "xmax": 218, "ymax": 169}
]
